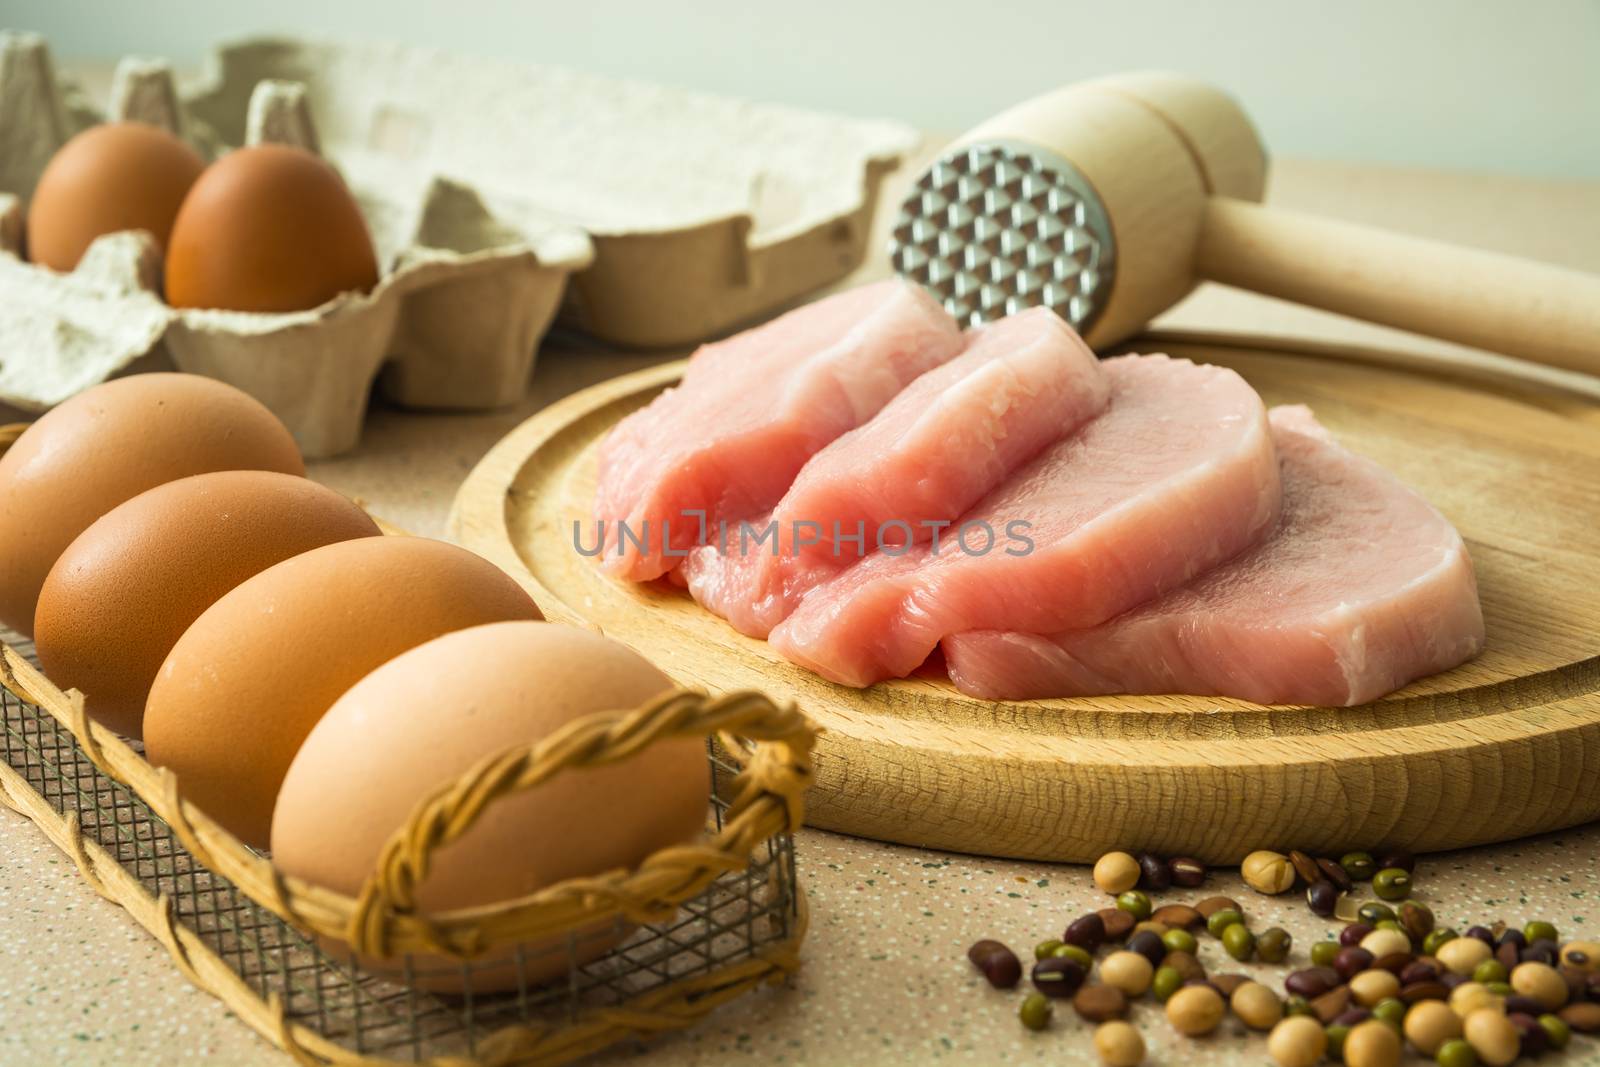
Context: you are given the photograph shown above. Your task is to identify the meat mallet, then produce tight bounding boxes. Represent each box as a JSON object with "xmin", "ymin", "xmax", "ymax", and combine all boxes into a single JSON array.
[{"xmin": 890, "ymin": 72, "xmax": 1600, "ymax": 375}]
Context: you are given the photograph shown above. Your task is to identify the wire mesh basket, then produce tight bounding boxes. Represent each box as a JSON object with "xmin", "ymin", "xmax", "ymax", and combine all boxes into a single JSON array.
[{"xmin": 0, "ymin": 622, "xmax": 813, "ymax": 1065}]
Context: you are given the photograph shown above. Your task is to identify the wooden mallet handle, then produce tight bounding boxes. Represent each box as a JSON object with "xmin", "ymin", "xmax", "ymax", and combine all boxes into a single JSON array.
[
  {"xmin": 947, "ymin": 74, "xmax": 1600, "ymax": 376},
  {"xmin": 1198, "ymin": 198, "xmax": 1600, "ymax": 377}
]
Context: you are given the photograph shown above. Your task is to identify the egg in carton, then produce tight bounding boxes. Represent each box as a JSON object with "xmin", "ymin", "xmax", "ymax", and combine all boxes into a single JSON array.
[
  {"xmin": 0, "ymin": 33, "xmax": 919, "ymax": 459},
  {"xmin": 0, "ymin": 32, "xmax": 593, "ymax": 458},
  {"xmin": 0, "ymin": 33, "xmax": 594, "ymax": 458}
]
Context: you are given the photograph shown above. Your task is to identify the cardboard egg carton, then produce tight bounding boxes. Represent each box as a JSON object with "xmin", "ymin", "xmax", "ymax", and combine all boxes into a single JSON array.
[{"xmin": 0, "ymin": 32, "xmax": 917, "ymax": 457}]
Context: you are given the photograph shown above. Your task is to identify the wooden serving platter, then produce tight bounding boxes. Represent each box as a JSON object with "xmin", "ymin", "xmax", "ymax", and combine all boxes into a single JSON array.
[{"xmin": 450, "ymin": 334, "xmax": 1600, "ymax": 862}]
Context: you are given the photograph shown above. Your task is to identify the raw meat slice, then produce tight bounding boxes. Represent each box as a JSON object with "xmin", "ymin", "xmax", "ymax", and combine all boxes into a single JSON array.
[
  {"xmin": 943, "ymin": 405, "xmax": 1485, "ymax": 706},
  {"xmin": 770, "ymin": 354, "xmax": 1282, "ymax": 686},
  {"xmin": 681, "ymin": 307, "xmax": 1110, "ymax": 637},
  {"xmin": 592, "ymin": 279, "xmax": 964, "ymax": 580}
]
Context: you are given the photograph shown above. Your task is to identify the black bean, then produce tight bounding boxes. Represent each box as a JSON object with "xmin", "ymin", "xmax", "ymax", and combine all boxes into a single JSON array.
[
  {"xmin": 1064, "ymin": 913, "xmax": 1107, "ymax": 950},
  {"xmin": 1137, "ymin": 852, "xmax": 1171, "ymax": 891},
  {"xmin": 1127, "ymin": 930, "xmax": 1167, "ymax": 968},
  {"xmin": 1375, "ymin": 848, "xmax": 1415, "ymax": 872},
  {"xmin": 1334, "ymin": 1007, "xmax": 1373, "ymax": 1027},
  {"xmin": 1504, "ymin": 994, "xmax": 1545, "ymax": 1017},
  {"xmin": 1510, "ymin": 1012, "xmax": 1548, "ymax": 1056},
  {"xmin": 1558, "ymin": 966, "xmax": 1587, "ymax": 1004},
  {"xmin": 1306, "ymin": 881, "xmax": 1340, "ymax": 917},
  {"xmin": 1465, "ymin": 925, "xmax": 1496, "ymax": 945},
  {"xmin": 1440, "ymin": 972, "xmax": 1468, "ymax": 991},
  {"xmin": 1523, "ymin": 939, "xmax": 1561, "ymax": 966},
  {"xmin": 968, "ymin": 939, "xmax": 1022, "ymax": 988},
  {"xmin": 1031, "ymin": 956, "xmax": 1087, "ymax": 998},
  {"xmin": 1498, "ymin": 928, "xmax": 1528, "ymax": 950}
]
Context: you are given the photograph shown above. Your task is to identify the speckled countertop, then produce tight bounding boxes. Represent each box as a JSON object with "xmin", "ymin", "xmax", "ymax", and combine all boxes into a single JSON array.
[{"xmin": 2, "ymin": 126, "xmax": 1599, "ymax": 1066}]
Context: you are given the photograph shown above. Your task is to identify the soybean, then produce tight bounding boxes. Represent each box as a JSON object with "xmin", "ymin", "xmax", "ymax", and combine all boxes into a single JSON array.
[
  {"xmin": 1510, "ymin": 961, "xmax": 1568, "ymax": 1011},
  {"xmin": 1437, "ymin": 936, "xmax": 1493, "ymax": 977},
  {"xmin": 1241, "ymin": 850, "xmax": 1297, "ymax": 895},
  {"xmin": 1268, "ymin": 1015, "xmax": 1327, "ymax": 1067},
  {"xmin": 1343, "ymin": 1018, "xmax": 1402, "ymax": 1067},
  {"xmin": 1463, "ymin": 1007, "xmax": 1520, "ymax": 1067},
  {"xmin": 1166, "ymin": 984, "xmax": 1225, "ymax": 1036},
  {"xmin": 1093, "ymin": 1020, "xmax": 1145, "ymax": 1067},
  {"xmin": 1100, "ymin": 950, "xmax": 1155, "ymax": 997},
  {"xmin": 1093, "ymin": 851, "xmax": 1142, "ymax": 895},
  {"xmin": 1231, "ymin": 981, "xmax": 1284, "ymax": 1030},
  {"xmin": 1403, "ymin": 1000, "xmax": 1463, "ymax": 1055}
]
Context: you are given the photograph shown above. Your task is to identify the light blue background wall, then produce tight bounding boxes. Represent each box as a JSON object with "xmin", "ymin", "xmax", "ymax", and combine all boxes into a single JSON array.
[{"xmin": 9, "ymin": 0, "xmax": 1598, "ymax": 177}]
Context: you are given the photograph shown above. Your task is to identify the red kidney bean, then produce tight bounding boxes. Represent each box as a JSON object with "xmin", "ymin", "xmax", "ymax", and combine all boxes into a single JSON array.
[
  {"xmin": 1340, "ymin": 923, "xmax": 1374, "ymax": 947},
  {"xmin": 1333, "ymin": 947, "xmax": 1374, "ymax": 981},
  {"xmin": 1285, "ymin": 966, "xmax": 1341, "ymax": 998},
  {"xmin": 967, "ymin": 940, "xmax": 1021, "ymax": 988}
]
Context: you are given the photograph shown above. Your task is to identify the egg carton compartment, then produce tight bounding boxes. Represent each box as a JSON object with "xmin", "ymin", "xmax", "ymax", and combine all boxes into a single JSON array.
[
  {"xmin": 0, "ymin": 631, "xmax": 804, "ymax": 1066},
  {"xmin": 0, "ymin": 31, "xmax": 916, "ymax": 458}
]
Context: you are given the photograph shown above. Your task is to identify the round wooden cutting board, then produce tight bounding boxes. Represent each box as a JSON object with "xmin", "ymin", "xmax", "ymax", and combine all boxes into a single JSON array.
[{"xmin": 450, "ymin": 334, "xmax": 1600, "ymax": 863}]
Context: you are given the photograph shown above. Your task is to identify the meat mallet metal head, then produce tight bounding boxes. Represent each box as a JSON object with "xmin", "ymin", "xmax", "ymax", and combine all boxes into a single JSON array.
[{"xmin": 891, "ymin": 72, "xmax": 1600, "ymax": 377}]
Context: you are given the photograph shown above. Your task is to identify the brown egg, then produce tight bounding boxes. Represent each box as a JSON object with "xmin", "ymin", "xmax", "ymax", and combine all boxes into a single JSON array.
[
  {"xmin": 0, "ymin": 373, "xmax": 304, "ymax": 637},
  {"xmin": 272, "ymin": 621, "xmax": 709, "ymax": 991},
  {"xmin": 144, "ymin": 537, "xmax": 541, "ymax": 847},
  {"xmin": 25, "ymin": 121, "xmax": 206, "ymax": 272},
  {"xmin": 164, "ymin": 143, "xmax": 380, "ymax": 312},
  {"xmin": 34, "ymin": 472, "xmax": 380, "ymax": 739}
]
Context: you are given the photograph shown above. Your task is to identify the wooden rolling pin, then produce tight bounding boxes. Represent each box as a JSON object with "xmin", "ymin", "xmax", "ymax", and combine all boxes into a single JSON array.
[{"xmin": 891, "ymin": 72, "xmax": 1600, "ymax": 377}]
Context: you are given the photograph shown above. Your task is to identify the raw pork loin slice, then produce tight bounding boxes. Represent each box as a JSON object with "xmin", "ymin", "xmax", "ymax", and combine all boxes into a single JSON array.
[
  {"xmin": 592, "ymin": 279, "xmax": 963, "ymax": 580},
  {"xmin": 943, "ymin": 406, "xmax": 1486, "ymax": 706},
  {"xmin": 681, "ymin": 307, "xmax": 1110, "ymax": 637},
  {"xmin": 770, "ymin": 354, "xmax": 1282, "ymax": 687}
]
